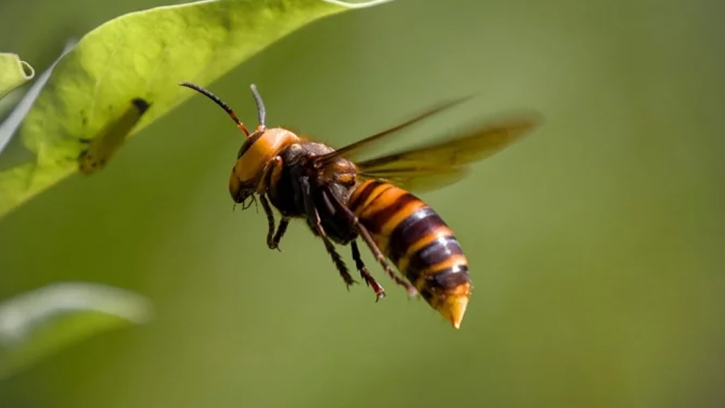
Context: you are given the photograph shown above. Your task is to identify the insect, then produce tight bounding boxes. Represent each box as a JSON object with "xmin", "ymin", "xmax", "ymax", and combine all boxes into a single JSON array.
[
  {"xmin": 77, "ymin": 97, "xmax": 150, "ymax": 174},
  {"xmin": 179, "ymin": 81, "xmax": 541, "ymax": 329}
]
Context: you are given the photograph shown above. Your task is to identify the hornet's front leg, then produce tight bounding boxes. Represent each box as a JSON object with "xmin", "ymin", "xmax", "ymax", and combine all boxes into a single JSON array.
[
  {"xmin": 259, "ymin": 194, "xmax": 280, "ymax": 252},
  {"xmin": 257, "ymin": 156, "xmax": 287, "ymax": 251},
  {"xmin": 270, "ymin": 217, "xmax": 290, "ymax": 251}
]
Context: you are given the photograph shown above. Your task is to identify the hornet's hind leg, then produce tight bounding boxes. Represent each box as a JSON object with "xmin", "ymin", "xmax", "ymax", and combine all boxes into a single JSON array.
[
  {"xmin": 300, "ymin": 176, "xmax": 356, "ymax": 289},
  {"xmin": 351, "ymin": 240, "xmax": 386, "ymax": 301},
  {"xmin": 319, "ymin": 184, "xmax": 418, "ymax": 298}
]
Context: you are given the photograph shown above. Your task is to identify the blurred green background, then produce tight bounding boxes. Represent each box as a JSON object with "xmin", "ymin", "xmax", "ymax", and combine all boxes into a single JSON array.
[{"xmin": 1, "ymin": 0, "xmax": 724, "ymax": 407}]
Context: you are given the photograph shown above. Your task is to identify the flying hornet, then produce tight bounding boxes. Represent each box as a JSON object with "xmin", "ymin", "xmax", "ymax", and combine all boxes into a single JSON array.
[{"xmin": 179, "ymin": 82, "xmax": 541, "ymax": 329}]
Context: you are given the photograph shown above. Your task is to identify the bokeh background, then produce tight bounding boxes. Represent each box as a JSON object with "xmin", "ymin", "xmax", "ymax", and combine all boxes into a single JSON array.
[{"xmin": 1, "ymin": 0, "xmax": 724, "ymax": 407}]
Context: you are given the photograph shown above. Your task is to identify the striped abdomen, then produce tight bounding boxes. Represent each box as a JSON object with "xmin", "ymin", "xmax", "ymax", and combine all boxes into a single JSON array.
[{"xmin": 347, "ymin": 179, "xmax": 472, "ymax": 328}]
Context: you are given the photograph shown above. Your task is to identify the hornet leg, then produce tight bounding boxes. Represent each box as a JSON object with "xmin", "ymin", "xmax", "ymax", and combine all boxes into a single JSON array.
[
  {"xmin": 259, "ymin": 194, "xmax": 280, "ymax": 252},
  {"xmin": 270, "ymin": 217, "xmax": 290, "ymax": 251},
  {"xmin": 320, "ymin": 185, "xmax": 418, "ymax": 297},
  {"xmin": 300, "ymin": 176, "xmax": 356, "ymax": 289},
  {"xmin": 351, "ymin": 240, "xmax": 386, "ymax": 301},
  {"xmin": 257, "ymin": 156, "xmax": 286, "ymax": 251}
]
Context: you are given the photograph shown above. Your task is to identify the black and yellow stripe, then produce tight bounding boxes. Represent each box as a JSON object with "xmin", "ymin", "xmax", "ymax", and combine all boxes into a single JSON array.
[{"xmin": 348, "ymin": 179, "xmax": 472, "ymax": 328}]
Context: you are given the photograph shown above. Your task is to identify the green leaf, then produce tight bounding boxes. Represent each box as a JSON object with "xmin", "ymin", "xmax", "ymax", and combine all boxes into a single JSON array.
[
  {"xmin": 0, "ymin": 282, "xmax": 154, "ymax": 380},
  {"xmin": 0, "ymin": 53, "xmax": 35, "ymax": 100},
  {"xmin": 0, "ymin": 0, "xmax": 393, "ymax": 220},
  {"xmin": 0, "ymin": 39, "xmax": 78, "ymax": 158}
]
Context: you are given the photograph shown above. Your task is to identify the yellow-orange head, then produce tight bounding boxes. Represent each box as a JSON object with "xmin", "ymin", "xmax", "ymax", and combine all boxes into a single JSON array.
[
  {"xmin": 229, "ymin": 127, "xmax": 299, "ymax": 204},
  {"xmin": 179, "ymin": 82, "xmax": 298, "ymax": 206}
]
